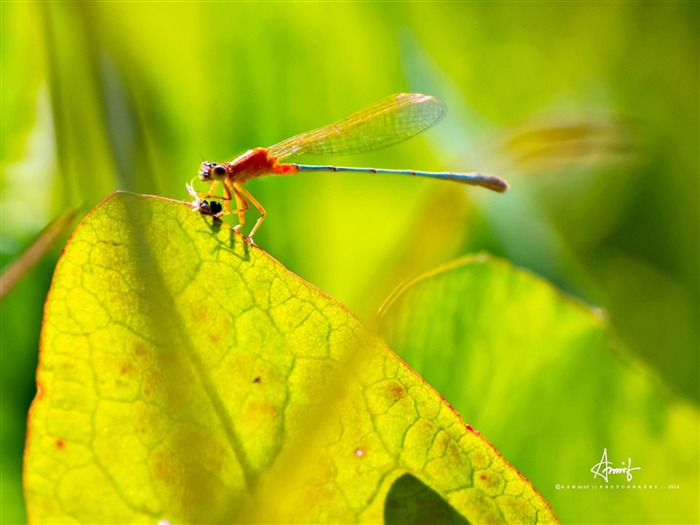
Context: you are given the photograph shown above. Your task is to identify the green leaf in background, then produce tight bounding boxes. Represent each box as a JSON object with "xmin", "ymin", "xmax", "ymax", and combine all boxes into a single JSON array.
[
  {"xmin": 24, "ymin": 193, "xmax": 557, "ymax": 524},
  {"xmin": 384, "ymin": 474, "xmax": 470, "ymax": 525},
  {"xmin": 377, "ymin": 255, "xmax": 699, "ymax": 524}
]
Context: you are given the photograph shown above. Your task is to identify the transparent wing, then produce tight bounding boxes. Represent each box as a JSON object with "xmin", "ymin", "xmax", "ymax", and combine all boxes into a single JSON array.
[{"xmin": 268, "ymin": 93, "xmax": 446, "ymax": 160}]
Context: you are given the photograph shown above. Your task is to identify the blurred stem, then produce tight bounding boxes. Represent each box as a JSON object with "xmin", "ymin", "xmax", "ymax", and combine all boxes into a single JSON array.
[
  {"xmin": 0, "ymin": 209, "xmax": 79, "ymax": 300},
  {"xmin": 40, "ymin": 2, "xmax": 118, "ymax": 209}
]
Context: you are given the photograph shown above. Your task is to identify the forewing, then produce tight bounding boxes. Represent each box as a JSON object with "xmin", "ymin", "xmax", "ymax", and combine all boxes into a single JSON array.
[{"xmin": 268, "ymin": 93, "xmax": 446, "ymax": 160}]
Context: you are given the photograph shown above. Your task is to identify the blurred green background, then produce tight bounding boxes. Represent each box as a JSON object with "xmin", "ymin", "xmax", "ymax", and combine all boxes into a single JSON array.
[{"xmin": 1, "ymin": 2, "xmax": 697, "ymax": 524}]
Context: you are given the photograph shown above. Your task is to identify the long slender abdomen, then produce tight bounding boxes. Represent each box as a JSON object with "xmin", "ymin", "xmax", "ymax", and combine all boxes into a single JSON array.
[{"xmin": 289, "ymin": 164, "xmax": 509, "ymax": 192}]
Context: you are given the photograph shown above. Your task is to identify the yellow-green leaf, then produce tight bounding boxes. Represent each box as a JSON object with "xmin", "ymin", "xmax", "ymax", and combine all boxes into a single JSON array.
[{"xmin": 24, "ymin": 192, "xmax": 557, "ymax": 524}]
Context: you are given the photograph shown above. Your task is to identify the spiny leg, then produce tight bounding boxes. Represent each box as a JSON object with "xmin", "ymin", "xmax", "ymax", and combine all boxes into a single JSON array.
[
  {"xmin": 236, "ymin": 183, "xmax": 266, "ymax": 239},
  {"xmin": 190, "ymin": 178, "xmax": 259, "ymax": 238},
  {"xmin": 205, "ymin": 182, "xmax": 251, "ymax": 234},
  {"xmin": 230, "ymin": 183, "xmax": 249, "ymax": 229},
  {"xmin": 221, "ymin": 180, "xmax": 233, "ymax": 212},
  {"xmin": 188, "ymin": 177, "xmax": 221, "ymax": 200},
  {"xmin": 188, "ymin": 178, "xmax": 253, "ymax": 219},
  {"xmin": 187, "ymin": 179, "xmax": 241, "ymax": 215}
]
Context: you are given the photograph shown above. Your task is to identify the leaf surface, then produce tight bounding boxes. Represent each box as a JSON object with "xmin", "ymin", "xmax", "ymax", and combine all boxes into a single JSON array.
[{"xmin": 24, "ymin": 193, "xmax": 557, "ymax": 524}]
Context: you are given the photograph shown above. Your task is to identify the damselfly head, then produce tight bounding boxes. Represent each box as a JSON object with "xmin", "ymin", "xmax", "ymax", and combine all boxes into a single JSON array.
[{"xmin": 199, "ymin": 161, "xmax": 227, "ymax": 182}]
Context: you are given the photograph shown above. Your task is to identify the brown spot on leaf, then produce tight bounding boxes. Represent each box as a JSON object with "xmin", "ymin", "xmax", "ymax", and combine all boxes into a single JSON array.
[
  {"xmin": 56, "ymin": 439, "xmax": 65, "ymax": 449},
  {"xmin": 191, "ymin": 306, "xmax": 207, "ymax": 324},
  {"xmin": 472, "ymin": 449, "xmax": 490, "ymax": 469},
  {"xmin": 243, "ymin": 399, "xmax": 279, "ymax": 422},
  {"xmin": 387, "ymin": 381, "xmax": 407, "ymax": 399},
  {"xmin": 152, "ymin": 452, "xmax": 177, "ymax": 484},
  {"xmin": 133, "ymin": 342, "xmax": 148, "ymax": 358},
  {"xmin": 252, "ymin": 376, "xmax": 261, "ymax": 384}
]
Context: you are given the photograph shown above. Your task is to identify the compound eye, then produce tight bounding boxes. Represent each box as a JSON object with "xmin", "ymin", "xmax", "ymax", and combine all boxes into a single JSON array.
[{"xmin": 212, "ymin": 165, "xmax": 227, "ymax": 178}]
